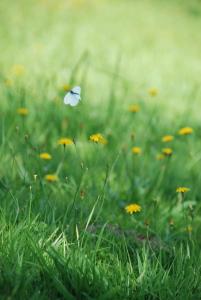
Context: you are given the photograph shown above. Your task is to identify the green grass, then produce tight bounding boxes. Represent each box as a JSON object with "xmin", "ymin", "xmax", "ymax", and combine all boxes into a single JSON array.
[{"xmin": 0, "ymin": 0, "xmax": 201, "ymax": 299}]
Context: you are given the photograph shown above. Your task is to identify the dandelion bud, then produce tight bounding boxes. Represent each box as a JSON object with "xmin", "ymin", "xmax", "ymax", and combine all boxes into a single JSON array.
[
  {"xmin": 24, "ymin": 134, "xmax": 29, "ymax": 141},
  {"xmin": 130, "ymin": 132, "xmax": 135, "ymax": 141},
  {"xmin": 169, "ymin": 219, "xmax": 174, "ymax": 227},
  {"xmin": 80, "ymin": 190, "xmax": 85, "ymax": 199}
]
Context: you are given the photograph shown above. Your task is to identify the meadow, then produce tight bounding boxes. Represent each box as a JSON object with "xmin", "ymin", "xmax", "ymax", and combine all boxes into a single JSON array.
[{"xmin": 0, "ymin": 0, "xmax": 201, "ymax": 299}]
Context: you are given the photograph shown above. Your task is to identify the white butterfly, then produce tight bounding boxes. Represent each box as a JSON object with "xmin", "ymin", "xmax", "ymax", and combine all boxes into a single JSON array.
[{"xmin": 64, "ymin": 86, "xmax": 81, "ymax": 107}]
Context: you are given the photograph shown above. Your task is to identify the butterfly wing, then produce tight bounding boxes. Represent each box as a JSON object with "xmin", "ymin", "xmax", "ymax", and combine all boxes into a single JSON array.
[
  {"xmin": 64, "ymin": 92, "xmax": 81, "ymax": 106},
  {"xmin": 71, "ymin": 86, "xmax": 81, "ymax": 95},
  {"xmin": 64, "ymin": 86, "xmax": 81, "ymax": 106}
]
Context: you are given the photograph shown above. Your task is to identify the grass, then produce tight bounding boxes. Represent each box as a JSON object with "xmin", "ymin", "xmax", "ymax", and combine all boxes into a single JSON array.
[{"xmin": 0, "ymin": 0, "xmax": 201, "ymax": 299}]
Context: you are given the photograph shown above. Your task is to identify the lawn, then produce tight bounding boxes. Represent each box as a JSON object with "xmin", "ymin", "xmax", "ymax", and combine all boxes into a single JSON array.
[{"xmin": 0, "ymin": 0, "xmax": 201, "ymax": 299}]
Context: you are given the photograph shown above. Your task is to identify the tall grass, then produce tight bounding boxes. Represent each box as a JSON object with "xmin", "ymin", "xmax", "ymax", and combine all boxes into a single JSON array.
[{"xmin": 0, "ymin": 0, "xmax": 201, "ymax": 299}]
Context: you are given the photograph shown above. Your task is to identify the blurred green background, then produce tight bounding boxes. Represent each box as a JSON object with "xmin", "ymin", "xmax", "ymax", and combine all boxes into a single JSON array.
[{"xmin": 1, "ymin": 0, "xmax": 201, "ymax": 116}]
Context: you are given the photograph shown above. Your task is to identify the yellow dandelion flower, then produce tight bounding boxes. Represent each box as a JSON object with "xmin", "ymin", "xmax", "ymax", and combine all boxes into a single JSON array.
[
  {"xmin": 45, "ymin": 174, "xmax": 58, "ymax": 182},
  {"xmin": 62, "ymin": 84, "xmax": 71, "ymax": 92},
  {"xmin": 125, "ymin": 203, "xmax": 141, "ymax": 214},
  {"xmin": 17, "ymin": 108, "xmax": 29, "ymax": 116},
  {"xmin": 132, "ymin": 147, "xmax": 142, "ymax": 155},
  {"xmin": 178, "ymin": 127, "xmax": 193, "ymax": 135},
  {"xmin": 39, "ymin": 153, "xmax": 52, "ymax": 160},
  {"xmin": 11, "ymin": 64, "xmax": 25, "ymax": 76},
  {"xmin": 162, "ymin": 148, "xmax": 173, "ymax": 156},
  {"xmin": 4, "ymin": 79, "xmax": 13, "ymax": 87},
  {"xmin": 129, "ymin": 104, "xmax": 140, "ymax": 113},
  {"xmin": 162, "ymin": 135, "xmax": 174, "ymax": 142},
  {"xmin": 90, "ymin": 133, "xmax": 107, "ymax": 145},
  {"xmin": 156, "ymin": 153, "xmax": 165, "ymax": 160},
  {"xmin": 57, "ymin": 138, "xmax": 74, "ymax": 146},
  {"xmin": 148, "ymin": 87, "xmax": 158, "ymax": 96},
  {"xmin": 176, "ymin": 187, "xmax": 190, "ymax": 193}
]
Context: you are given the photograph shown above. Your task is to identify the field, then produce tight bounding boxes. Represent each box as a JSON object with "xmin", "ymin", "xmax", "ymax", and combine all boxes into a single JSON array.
[{"xmin": 0, "ymin": 0, "xmax": 201, "ymax": 299}]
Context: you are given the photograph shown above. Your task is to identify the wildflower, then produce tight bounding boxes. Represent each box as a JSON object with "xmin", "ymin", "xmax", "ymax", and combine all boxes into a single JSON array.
[
  {"xmin": 125, "ymin": 203, "xmax": 141, "ymax": 214},
  {"xmin": 148, "ymin": 87, "xmax": 158, "ymax": 96},
  {"xmin": 178, "ymin": 127, "xmax": 193, "ymax": 135},
  {"xmin": 62, "ymin": 84, "xmax": 71, "ymax": 92},
  {"xmin": 162, "ymin": 148, "xmax": 173, "ymax": 156},
  {"xmin": 132, "ymin": 147, "xmax": 142, "ymax": 155},
  {"xmin": 11, "ymin": 64, "xmax": 25, "ymax": 76},
  {"xmin": 162, "ymin": 135, "xmax": 174, "ymax": 142},
  {"xmin": 45, "ymin": 174, "xmax": 58, "ymax": 182},
  {"xmin": 39, "ymin": 153, "xmax": 52, "ymax": 160},
  {"xmin": 90, "ymin": 133, "xmax": 107, "ymax": 145},
  {"xmin": 129, "ymin": 104, "xmax": 140, "ymax": 113},
  {"xmin": 156, "ymin": 153, "xmax": 165, "ymax": 160},
  {"xmin": 17, "ymin": 108, "xmax": 29, "ymax": 116},
  {"xmin": 176, "ymin": 187, "xmax": 190, "ymax": 193},
  {"xmin": 4, "ymin": 79, "xmax": 13, "ymax": 86},
  {"xmin": 57, "ymin": 138, "xmax": 74, "ymax": 146}
]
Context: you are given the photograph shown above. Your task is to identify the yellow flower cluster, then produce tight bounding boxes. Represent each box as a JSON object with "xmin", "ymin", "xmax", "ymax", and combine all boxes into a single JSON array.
[
  {"xmin": 62, "ymin": 84, "xmax": 71, "ymax": 92},
  {"xmin": 90, "ymin": 133, "xmax": 107, "ymax": 145},
  {"xmin": 162, "ymin": 135, "xmax": 174, "ymax": 142},
  {"xmin": 162, "ymin": 148, "xmax": 173, "ymax": 156},
  {"xmin": 178, "ymin": 127, "xmax": 193, "ymax": 135},
  {"xmin": 45, "ymin": 174, "xmax": 58, "ymax": 182},
  {"xmin": 129, "ymin": 104, "xmax": 140, "ymax": 113},
  {"xmin": 132, "ymin": 147, "xmax": 142, "ymax": 155},
  {"xmin": 11, "ymin": 64, "xmax": 25, "ymax": 76},
  {"xmin": 57, "ymin": 138, "xmax": 74, "ymax": 146},
  {"xmin": 155, "ymin": 127, "xmax": 193, "ymax": 160},
  {"xmin": 17, "ymin": 108, "xmax": 29, "ymax": 116},
  {"xmin": 4, "ymin": 79, "xmax": 13, "ymax": 86},
  {"xmin": 176, "ymin": 187, "xmax": 190, "ymax": 193},
  {"xmin": 148, "ymin": 87, "xmax": 158, "ymax": 96},
  {"xmin": 125, "ymin": 203, "xmax": 141, "ymax": 214},
  {"xmin": 12, "ymin": 80, "xmax": 194, "ymax": 200},
  {"xmin": 39, "ymin": 153, "xmax": 52, "ymax": 160}
]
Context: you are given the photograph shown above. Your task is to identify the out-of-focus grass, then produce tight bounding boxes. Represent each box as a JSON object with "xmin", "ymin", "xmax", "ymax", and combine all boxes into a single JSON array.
[
  {"xmin": 0, "ymin": 0, "xmax": 201, "ymax": 299},
  {"xmin": 0, "ymin": 0, "xmax": 201, "ymax": 115}
]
